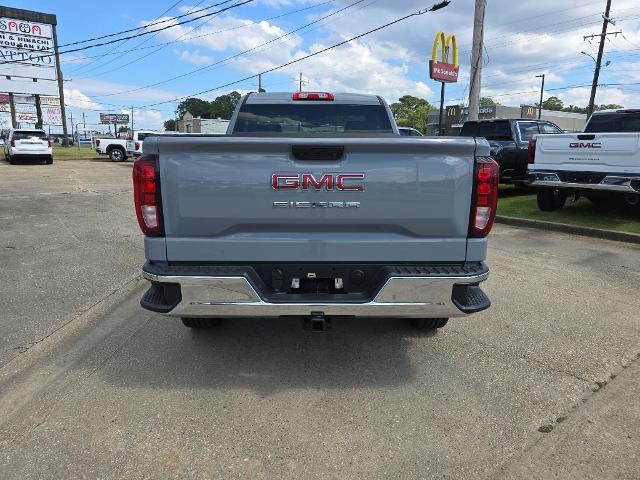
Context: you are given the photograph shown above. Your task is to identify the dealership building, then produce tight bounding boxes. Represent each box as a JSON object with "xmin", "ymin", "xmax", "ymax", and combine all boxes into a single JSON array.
[{"xmin": 426, "ymin": 104, "xmax": 588, "ymax": 135}]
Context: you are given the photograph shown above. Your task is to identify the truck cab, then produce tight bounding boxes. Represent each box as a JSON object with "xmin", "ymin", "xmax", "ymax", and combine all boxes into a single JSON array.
[{"xmin": 460, "ymin": 118, "xmax": 562, "ymax": 183}]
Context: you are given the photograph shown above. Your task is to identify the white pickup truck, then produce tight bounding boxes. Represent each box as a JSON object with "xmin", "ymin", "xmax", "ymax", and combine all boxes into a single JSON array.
[
  {"xmin": 94, "ymin": 137, "xmax": 129, "ymax": 162},
  {"xmin": 528, "ymin": 109, "xmax": 640, "ymax": 210},
  {"xmin": 126, "ymin": 130, "xmax": 160, "ymax": 157}
]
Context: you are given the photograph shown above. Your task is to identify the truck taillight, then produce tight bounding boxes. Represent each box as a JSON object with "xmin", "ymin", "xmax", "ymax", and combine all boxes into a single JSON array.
[
  {"xmin": 135, "ymin": 142, "xmax": 140, "ymax": 150},
  {"xmin": 528, "ymin": 138, "xmax": 536, "ymax": 164},
  {"xmin": 96, "ymin": 139, "xmax": 100, "ymax": 147},
  {"xmin": 292, "ymin": 92, "xmax": 334, "ymax": 101},
  {"xmin": 47, "ymin": 139, "xmax": 52, "ymax": 148},
  {"xmin": 132, "ymin": 155, "xmax": 163, "ymax": 236},
  {"xmin": 10, "ymin": 139, "xmax": 15, "ymax": 147},
  {"xmin": 470, "ymin": 158, "xmax": 499, "ymax": 237}
]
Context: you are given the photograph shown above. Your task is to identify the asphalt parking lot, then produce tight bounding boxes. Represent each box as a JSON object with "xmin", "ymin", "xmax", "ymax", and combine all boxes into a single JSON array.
[{"xmin": 1, "ymin": 159, "xmax": 639, "ymax": 479}]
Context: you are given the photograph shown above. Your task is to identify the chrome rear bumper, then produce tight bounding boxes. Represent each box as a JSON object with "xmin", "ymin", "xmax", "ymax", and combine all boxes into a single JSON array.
[
  {"xmin": 141, "ymin": 269, "xmax": 490, "ymax": 318},
  {"xmin": 530, "ymin": 171, "xmax": 640, "ymax": 193}
]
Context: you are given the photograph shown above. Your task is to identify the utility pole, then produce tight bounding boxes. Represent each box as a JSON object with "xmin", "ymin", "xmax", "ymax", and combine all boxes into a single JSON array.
[
  {"xmin": 438, "ymin": 83, "xmax": 445, "ymax": 136},
  {"xmin": 585, "ymin": 0, "xmax": 618, "ymax": 116},
  {"xmin": 536, "ymin": 74, "xmax": 545, "ymax": 119},
  {"xmin": 82, "ymin": 112, "xmax": 86, "ymax": 128},
  {"xmin": 131, "ymin": 106, "xmax": 134, "ymax": 134},
  {"xmin": 299, "ymin": 73, "xmax": 303, "ymax": 92},
  {"xmin": 52, "ymin": 23, "xmax": 69, "ymax": 147},
  {"xmin": 468, "ymin": 0, "xmax": 486, "ymax": 121},
  {"xmin": 35, "ymin": 94, "xmax": 43, "ymax": 129},
  {"xmin": 258, "ymin": 74, "xmax": 265, "ymax": 93},
  {"xmin": 69, "ymin": 111, "xmax": 74, "ymax": 144}
]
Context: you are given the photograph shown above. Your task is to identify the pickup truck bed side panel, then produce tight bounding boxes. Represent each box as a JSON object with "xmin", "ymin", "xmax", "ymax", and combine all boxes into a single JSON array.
[{"xmin": 151, "ymin": 136, "xmax": 482, "ymax": 263}]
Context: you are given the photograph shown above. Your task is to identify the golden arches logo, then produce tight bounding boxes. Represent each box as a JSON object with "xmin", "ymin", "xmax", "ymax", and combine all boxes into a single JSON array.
[
  {"xmin": 432, "ymin": 32, "xmax": 458, "ymax": 68},
  {"xmin": 447, "ymin": 106, "xmax": 457, "ymax": 116},
  {"xmin": 429, "ymin": 31, "xmax": 459, "ymax": 83}
]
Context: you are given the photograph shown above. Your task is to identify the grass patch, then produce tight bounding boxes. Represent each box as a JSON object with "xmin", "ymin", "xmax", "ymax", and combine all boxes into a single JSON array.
[
  {"xmin": 53, "ymin": 146, "xmax": 99, "ymax": 159},
  {"xmin": 498, "ymin": 187, "xmax": 640, "ymax": 235}
]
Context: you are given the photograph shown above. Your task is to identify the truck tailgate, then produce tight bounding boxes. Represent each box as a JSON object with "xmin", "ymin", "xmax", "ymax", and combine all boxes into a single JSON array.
[
  {"xmin": 151, "ymin": 136, "xmax": 479, "ymax": 263},
  {"xmin": 535, "ymin": 133, "xmax": 640, "ymax": 172}
]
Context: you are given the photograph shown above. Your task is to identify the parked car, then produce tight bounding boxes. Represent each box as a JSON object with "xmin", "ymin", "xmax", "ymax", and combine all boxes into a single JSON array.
[
  {"xmin": 398, "ymin": 127, "xmax": 424, "ymax": 136},
  {"xmin": 134, "ymin": 91, "xmax": 497, "ymax": 332},
  {"xmin": 460, "ymin": 118, "xmax": 563, "ymax": 183},
  {"xmin": 126, "ymin": 130, "xmax": 160, "ymax": 157},
  {"xmin": 95, "ymin": 137, "xmax": 128, "ymax": 162},
  {"xmin": 528, "ymin": 108, "xmax": 640, "ymax": 210},
  {"xmin": 4, "ymin": 128, "xmax": 53, "ymax": 165}
]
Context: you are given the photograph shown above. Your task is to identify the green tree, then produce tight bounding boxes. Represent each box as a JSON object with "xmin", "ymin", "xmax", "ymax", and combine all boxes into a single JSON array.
[
  {"xmin": 390, "ymin": 95, "xmax": 433, "ymax": 133},
  {"xmin": 209, "ymin": 91, "xmax": 242, "ymax": 119},
  {"xmin": 164, "ymin": 119, "xmax": 177, "ymax": 131},
  {"xmin": 561, "ymin": 105, "xmax": 587, "ymax": 114},
  {"xmin": 542, "ymin": 96, "xmax": 564, "ymax": 111},
  {"xmin": 175, "ymin": 92, "xmax": 242, "ymax": 120},
  {"xmin": 176, "ymin": 98, "xmax": 210, "ymax": 118},
  {"xmin": 595, "ymin": 103, "xmax": 623, "ymax": 111},
  {"xmin": 480, "ymin": 97, "xmax": 496, "ymax": 106}
]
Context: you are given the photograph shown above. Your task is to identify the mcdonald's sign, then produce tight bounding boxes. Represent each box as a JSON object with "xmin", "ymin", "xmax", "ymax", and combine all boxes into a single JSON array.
[
  {"xmin": 520, "ymin": 105, "xmax": 537, "ymax": 119},
  {"xmin": 429, "ymin": 31, "xmax": 459, "ymax": 83}
]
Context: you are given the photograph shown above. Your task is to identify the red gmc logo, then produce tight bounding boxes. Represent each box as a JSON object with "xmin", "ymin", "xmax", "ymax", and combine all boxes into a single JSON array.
[{"xmin": 272, "ymin": 173, "xmax": 365, "ymax": 191}]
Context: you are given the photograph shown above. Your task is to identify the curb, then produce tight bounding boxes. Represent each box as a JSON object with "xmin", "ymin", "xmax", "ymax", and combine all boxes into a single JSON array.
[{"xmin": 495, "ymin": 215, "xmax": 640, "ymax": 245}]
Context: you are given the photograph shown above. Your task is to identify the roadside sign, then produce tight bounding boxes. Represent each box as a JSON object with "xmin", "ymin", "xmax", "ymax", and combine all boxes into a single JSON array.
[
  {"xmin": 429, "ymin": 32, "xmax": 459, "ymax": 83},
  {"xmin": 100, "ymin": 113, "xmax": 129, "ymax": 124}
]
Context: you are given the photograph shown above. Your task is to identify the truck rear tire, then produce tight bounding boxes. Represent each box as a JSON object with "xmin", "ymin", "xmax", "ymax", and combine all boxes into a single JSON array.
[
  {"xmin": 537, "ymin": 189, "xmax": 566, "ymax": 211},
  {"xmin": 45, "ymin": 156, "xmax": 53, "ymax": 165},
  {"xmin": 181, "ymin": 317, "xmax": 221, "ymax": 329},
  {"xmin": 7, "ymin": 155, "xmax": 15, "ymax": 165},
  {"xmin": 409, "ymin": 318, "xmax": 448, "ymax": 330},
  {"xmin": 108, "ymin": 147, "xmax": 126, "ymax": 162}
]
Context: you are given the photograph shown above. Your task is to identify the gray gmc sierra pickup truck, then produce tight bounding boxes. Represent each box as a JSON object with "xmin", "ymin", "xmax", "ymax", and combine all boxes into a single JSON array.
[{"xmin": 134, "ymin": 92, "xmax": 497, "ymax": 331}]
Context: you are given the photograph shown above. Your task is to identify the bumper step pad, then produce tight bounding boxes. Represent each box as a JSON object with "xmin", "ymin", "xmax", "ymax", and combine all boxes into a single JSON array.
[
  {"xmin": 451, "ymin": 284, "xmax": 491, "ymax": 314},
  {"xmin": 141, "ymin": 283, "xmax": 182, "ymax": 313}
]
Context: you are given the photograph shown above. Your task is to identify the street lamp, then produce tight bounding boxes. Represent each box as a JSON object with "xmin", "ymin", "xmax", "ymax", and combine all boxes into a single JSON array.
[
  {"xmin": 582, "ymin": 51, "xmax": 611, "ymax": 67},
  {"xmin": 581, "ymin": 51, "xmax": 597, "ymax": 63}
]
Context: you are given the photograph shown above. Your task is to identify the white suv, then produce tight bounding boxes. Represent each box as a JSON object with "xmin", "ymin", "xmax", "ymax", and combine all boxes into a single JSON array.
[{"xmin": 5, "ymin": 129, "xmax": 53, "ymax": 165}]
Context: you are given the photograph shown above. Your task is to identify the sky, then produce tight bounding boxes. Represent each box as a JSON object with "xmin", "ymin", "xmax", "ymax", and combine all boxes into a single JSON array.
[{"xmin": 11, "ymin": 0, "xmax": 640, "ymax": 131}]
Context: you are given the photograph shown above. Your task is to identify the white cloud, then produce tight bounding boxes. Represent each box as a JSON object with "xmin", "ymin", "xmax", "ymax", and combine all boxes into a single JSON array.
[
  {"xmin": 558, "ymin": 87, "xmax": 634, "ymax": 107},
  {"xmin": 123, "ymin": 109, "xmax": 165, "ymax": 130},
  {"xmin": 177, "ymin": 49, "xmax": 212, "ymax": 64},
  {"xmin": 67, "ymin": 0, "xmax": 640, "ymax": 110},
  {"xmin": 69, "ymin": 78, "xmax": 184, "ymax": 103},
  {"xmin": 274, "ymin": 40, "xmax": 433, "ymax": 101},
  {"xmin": 63, "ymin": 88, "xmax": 103, "ymax": 109}
]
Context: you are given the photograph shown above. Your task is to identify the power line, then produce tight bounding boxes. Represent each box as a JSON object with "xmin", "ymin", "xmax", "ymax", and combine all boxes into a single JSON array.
[
  {"xmin": 58, "ymin": 0, "xmax": 235, "ymax": 48},
  {"xmin": 137, "ymin": 2, "xmax": 453, "ymax": 109},
  {"xmin": 57, "ymin": 0, "xmax": 335, "ymax": 66},
  {"xmin": 71, "ymin": 0, "xmax": 210, "ymax": 79},
  {"xmin": 0, "ymin": 0, "xmax": 254, "ymax": 63},
  {"xmin": 58, "ymin": 0, "xmax": 253, "ymax": 56},
  {"xmin": 66, "ymin": 0, "xmax": 189, "ymax": 76},
  {"xmin": 91, "ymin": 0, "xmax": 370, "ymax": 98}
]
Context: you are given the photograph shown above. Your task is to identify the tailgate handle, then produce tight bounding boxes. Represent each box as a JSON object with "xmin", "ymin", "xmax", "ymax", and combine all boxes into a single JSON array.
[
  {"xmin": 292, "ymin": 145, "xmax": 344, "ymax": 161},
  {"xmin": 577, "ymin": 134, "xmax": 596, "ymax": 140}
]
